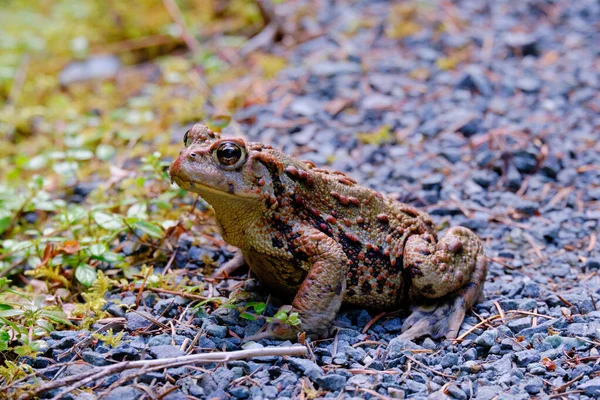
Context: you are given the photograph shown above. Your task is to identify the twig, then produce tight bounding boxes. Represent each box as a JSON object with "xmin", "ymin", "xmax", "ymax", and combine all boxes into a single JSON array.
[
  {"xmin": 362, "ymin": 311, "xmax": 387, "ymax": 334},
  {"xmin": 162, "ymin": 0, "xmax": 202, "ymax": 55},
  {"xmin": 548, "ymin": 390, "xmax": 584, "ymax": 399},
  {"xmin": 508, "ymin": 310, "xmax": 555, "ymax": 320},
  {"xmin": 239, "ymin": 0, "xmax": 282, "ymax": 56},
  {"xmin": 587, "ymin": 232, "xmax": 597, "ymax": 252},
  {"xmin": 452, "ymin": 314, "xmax": 502, "ymax": 343},
  {"xmin": 556, "ymin": 295, "xmax": 574, "ymax": 307},
  {"xmin": 553, "ymin": 373, "xmax": 584, "ymax": 393},
  {"xmin": 404, "ymin": 355, "xmax": 457, "ymax": 379},
  {"xmin": 493, "ymin": 301, "xmax": 505, "ymax": 323},
  {"xmin": 357, "ymin": 388, "xmax": 396, "ymax": 400},
  {"xmin": 147, "ymin": 287, "xmax": 207, "ymax": 301},
  {"xmin": 18, "ymin": 346, "xmax": 307, "ymax": 399},
  {"xmin": 524, "ymin": 232, "xmax": 546, "ymax": 262}
]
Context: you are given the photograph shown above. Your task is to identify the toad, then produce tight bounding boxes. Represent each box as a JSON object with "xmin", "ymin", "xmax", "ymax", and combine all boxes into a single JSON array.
[{"xmin": 169, "ymin": 124, "xmax": 487, "ymax": 341}]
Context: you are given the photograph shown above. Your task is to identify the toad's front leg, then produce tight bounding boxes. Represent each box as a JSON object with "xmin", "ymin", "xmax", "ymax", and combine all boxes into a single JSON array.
[
  {"xmin": 246, "ymin": 228, "xmax": 348, "ymax": 341},
  {"xmin": 400, "ymin": 226, "xmax": 487, "ymax": 340}
]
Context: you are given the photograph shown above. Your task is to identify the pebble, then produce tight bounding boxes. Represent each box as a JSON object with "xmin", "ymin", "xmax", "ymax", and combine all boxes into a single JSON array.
[
  {"xmin": 475, "ymin": 329, "xmax": 498, "ymax": 348},
  {"xmin": 578, "ymin": 377, "xmax": 600, "ymax": 397},
  {"xmin": 514, "ymin": 350, "xmax": 541, "ymax": 367},
  {"xmin": 316, "ymin": 374, "xmax": 347, "ymax": 391}
]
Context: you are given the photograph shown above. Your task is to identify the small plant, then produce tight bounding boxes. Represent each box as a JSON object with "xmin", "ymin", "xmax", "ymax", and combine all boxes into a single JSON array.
[
  {"xmin": 269, "ymin": 309, "xmax": 301, "ymax": 327},
  {"xmin": 219, "ymin": 297, "xmax": 302, "ymax": 329},
  {"xmin": 72, "ymin": 271, "xmax": 113, "ymax": 329},
  {"xmin": 0, "ymin": 360, "xmax": 33, "ymax": 386},
  {"xmin": 92, "ymin": 328, "xmax": 124, "ymax": 348},
  {"xmin": 0, "ymin": 278, "xmax": 72, "ymax": 356}
]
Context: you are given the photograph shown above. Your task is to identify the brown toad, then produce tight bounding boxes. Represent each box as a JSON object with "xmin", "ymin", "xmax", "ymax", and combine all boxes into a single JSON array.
[{"xmin": 169, "ymin": 124, "xmax": 487, "ymax": 341}]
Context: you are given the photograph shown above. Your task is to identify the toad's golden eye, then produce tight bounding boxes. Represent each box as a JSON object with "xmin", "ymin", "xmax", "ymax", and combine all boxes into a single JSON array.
[{"xmin": 213, "ymin": 141, "xmax": 246, "ymax": 170}]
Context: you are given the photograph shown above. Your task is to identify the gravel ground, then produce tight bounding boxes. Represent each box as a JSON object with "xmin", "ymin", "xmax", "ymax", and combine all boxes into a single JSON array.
[{"xmin": 21, "ymin": 0, "xmax": 600, "ymax": 399}]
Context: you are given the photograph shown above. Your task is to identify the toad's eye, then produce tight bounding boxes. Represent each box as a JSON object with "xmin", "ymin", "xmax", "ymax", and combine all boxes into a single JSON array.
[
  {"xmin": 213, "ymin": 141, "xmax": 246, "ymax": 170},
  {"xmin": 183, "ymin": 130, "xmax": 191, "ymax": 147}
]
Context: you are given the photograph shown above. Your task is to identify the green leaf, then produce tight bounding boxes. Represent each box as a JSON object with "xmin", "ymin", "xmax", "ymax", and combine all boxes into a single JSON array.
[
  {"xmin": 207, "ymin": 115, "xmax": 231, "ymax": 132},
  {"xmin": 247, "ymin": 302, "xmax": 266, "ymax": 315},
  {"xmin": 273, "ymin": 311, "xmax": 288, "ymax": 321},
  {"xmin": 36, "ymin": 319, "xmax": 53, "ymax": 332},
  {"xmin": 75, "ymin": 264, "xmax": 97, "ymax": 287},
  {"xmin": 0, "ymin": 214, "xmax": 10, "ymax": 235},
  {"xmin": 96, "ymin": 144, "xmax": 116, "ymax": 161},
  {"xmin": 287, "ymin": 312, "xmax": 301, "ymax": 326},
  {"xmin": 89, "ymin": 243, "xmax": 108, "ymax": 257},
  {"xmin": 98, "ymin": 251, "xmax": 122, "ymax": 263},
  {"xmin": 93, "ymin": 211, "xmax": 125, "ymax": 231},
  {"xmin": 66, "ymin": 149, "xmax": 94, "ymax": 160},
  {"xmin": 127, "ymin": 202, "xmax": 147, "ymax": 218},
  {"xmin": 39, "ymin": 310, "xmax": 72, "ymax": 326},
  {"xmin": 240, "ymin": 312, "xmax": 257, "ymax": 321},
  {"xmin": 0, "ymin": 303, "xmax": 13, "ymax": 311},
  {"xmin": 0, "ymin": 309, "xmax": 24, "ymax": 318},
  {"xmin": 131, "ymin": 220, "xmax": 163, "ymax": 238},
  {"xmin": 25, "ymin": 155, "xmax": 48, "ymax": 170}
]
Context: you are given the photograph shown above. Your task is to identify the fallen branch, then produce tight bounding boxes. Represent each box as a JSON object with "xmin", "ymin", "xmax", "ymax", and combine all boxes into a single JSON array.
[
  {"xmin": 240, "ymin": 0, "xmax": 283, "ymax": 56},
  {"xmin": 162, "ymin": 0, "xmax": 202, "ymax": 55},
  {"xmin": 15, "ymin": 346, "xmax": 307, "ymax": 400}
]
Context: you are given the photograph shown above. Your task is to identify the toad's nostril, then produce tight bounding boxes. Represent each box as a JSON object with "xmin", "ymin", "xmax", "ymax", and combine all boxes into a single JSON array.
[{"xmin": 190, "ymin": 153, "xmax": 197, "ymax": 159}]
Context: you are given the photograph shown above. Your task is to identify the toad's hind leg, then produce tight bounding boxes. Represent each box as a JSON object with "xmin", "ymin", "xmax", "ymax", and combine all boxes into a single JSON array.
[{"xmin": 400, "ymin": 226, "xmax": 487, "ymax": 340}]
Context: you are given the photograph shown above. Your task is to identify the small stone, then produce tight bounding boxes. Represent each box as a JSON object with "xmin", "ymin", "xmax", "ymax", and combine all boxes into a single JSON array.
[
  {"xmin": 227, "ymin": 386, "xmax": 250, "ymax": 399},
  {"xmin": 504, "ymin": 32, "xmax": 540, "ymax": 57},
  {"xmin": 463, "ymin": 348, "xmax": 478, "ymax": 361},
  {"xmin": 524, "ymin": 377, "xmax": 544, "ymax": 394},
  {"xmin": 456, "ymin": 66, "xmax": 493, "ymax": 97},
  {"xmin": 446, "ymin": 384, "xmax": 467, "ymax": 400},
  {"xmin": 405, "ymin": 379, "xmax": 427, "ymax": 393},
  {"xmin": 514, "ymin": 350, "xmax": 541, "ymax": 367},
  {"xmin": 585, "ymin": 258, "xmax": 600, "ymax": 269},
  {"xmin": 204, "ymin": 322, "xmax": 228, "ymax": 339},
  {"xmin": 148, "ymin": 345, "xmax": 184, "ymax": 359},
  {"xmin": 316, "ymin": 374, "xmax": 347, "ymax": 391},
  {"xmin": 440, "ymin": 353, "xmax": 459, "ymax": 368},
  {"xmin": 102, "ymin": 387, "xmax": 142, "ymax": 400},
  {"xmin": 507, "ymin": 317, "xmax": 532, "ymax": 333},
  {"xmin": 108, "ymin": 343, "xmax": 140, "ymax": 361},
  {"xmin": 475, "ymin": 385, "xmax": 503, "ymax": 400},
  {"xmin": 289, "ymin": 98, "xmax": 321, "ymax": 117},
  {"xmin": 286, "ymin": 357, "xmax": 322, "ymax": 380},
  {"xmin": 458, "ymin": 118, "xmax": 483, "ymax": 137},
  {"xmin": 516, "ymin": 77, "xmax": 542, "ymax": 93},
  {"xmin": 81, "ymin": 351, "xmax": 109, "ymax": 366},
  {"xmin": 522, "ymin": 283, "xmax": 540, "ymax": 298},
  {"xmin": 421, "ymin": 174, "xmax": 444, "ymax": 191},
  {"xmin": 578, "ymin": 377, "xmax": 600, "ymax": 397},
  {"xmin": 382, "ymin": 318, "xmax": 403, "ymax": 333},
  {"xmin": 506, "ymin": 164, "xmax": 523, "ymax": 191},
  {"xmin": 312, "ymin": 61, "xmax": 362, "ymax": 77},
  {"xmin": 475, "ymin": 329, "xmax": 498, "ymax": 348},
  {"xmin": 486, "ymin": 354, "xmax": 512, "ymax": 376},
  {"xmin": 125, "ymin": 311, "xmax": 154, "ymax": 331}
]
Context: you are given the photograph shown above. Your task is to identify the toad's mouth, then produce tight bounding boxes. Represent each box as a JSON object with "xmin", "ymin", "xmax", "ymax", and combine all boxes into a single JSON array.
[{"xmin": 176, "ymin": 178, "xmax": 259, "ymax": 199}]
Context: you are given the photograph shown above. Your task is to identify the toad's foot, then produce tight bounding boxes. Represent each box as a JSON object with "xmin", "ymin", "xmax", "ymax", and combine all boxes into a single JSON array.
[
  {"xmin": 399, "ymin": 295, "xmax": 467, "ymax": 340},
  {"xmin": 401, "ymin": 226, "xmax": 487, "ymax": 340}
]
